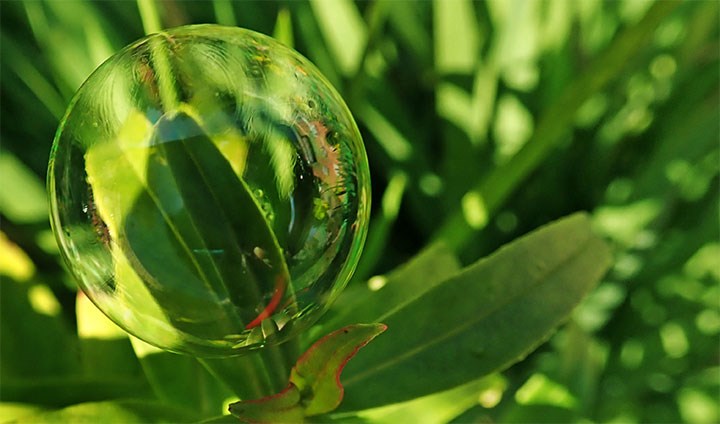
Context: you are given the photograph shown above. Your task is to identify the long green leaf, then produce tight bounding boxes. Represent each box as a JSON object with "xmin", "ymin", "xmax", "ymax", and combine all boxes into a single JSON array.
[
  {"xmin": 433, "ymin": 0, "xmax": 480, "ymax": 75},
  {"xmin": 14, "ymin": 400, "xmax": 198, "ymax": 424},
  {"xmin": 84, "ymin": 110, "xmax": 291, "ymax": 353},
  {"xmin": 335, "ymin": 374, "xmax": 505, "ymax": 423},
  {"xmin": 0, "ymin": 377, "xmax": 150, "ymax": 408},
  {"xmin": 317, "ymin": 243, "xmax": 461, "ymax": 337},
  {"xmin": 130, "ymin": 338, "xmax": 234, "ymax": 417},
  {"xmin": 0, "ymin": 281, "xmax": 80, "ymax": 383},
  {"xmin": 309, "ymin": 0, "xmax": 367, "ymax": 76},
  {"xmin": 338, "ymin": 213, "xmax": 611, "ymax": 411},
  {"xmin": 0, "ymin": 151, "xmax": 48, "ymax": 224}
]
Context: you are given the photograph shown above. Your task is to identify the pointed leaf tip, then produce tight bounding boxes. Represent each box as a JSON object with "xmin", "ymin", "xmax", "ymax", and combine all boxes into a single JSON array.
[
  {"xmin": 229, "ymin": 324, "xmax": 386, "ymax": 422},
  {"xmin": 291, "ymin": 323, "xmax": 387, "ymax": 415}
]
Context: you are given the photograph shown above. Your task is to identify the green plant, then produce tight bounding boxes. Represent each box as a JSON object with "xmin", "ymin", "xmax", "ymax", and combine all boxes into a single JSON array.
[{"xmin": 1, "ymin": 1, "xmax": 717, "ymax": 423}]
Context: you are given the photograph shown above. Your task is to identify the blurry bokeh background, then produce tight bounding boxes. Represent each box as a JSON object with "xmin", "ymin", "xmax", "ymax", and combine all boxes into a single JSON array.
[{"xmin": 1, "ymin": 1, "xmax": 718, "ymax": 422}]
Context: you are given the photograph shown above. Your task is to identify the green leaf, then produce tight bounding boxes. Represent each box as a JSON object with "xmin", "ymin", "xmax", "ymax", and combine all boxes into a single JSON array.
[
  {"xmin": 84, "ymin": 109, "xmax": 291, "ymax": 351},
  {"xmin": 291, "ymin": 324, "xmax": 387, "ymax": 416},
  {"xmin": 273, "ymin": 7, "xmax": 294, "ymax": 48},
  {"xmin": 199, "ymin": 415, "xmax": 241, "ymax": 424},
  {"xmin": 0, "ymin": 151, "xmax": 48, "ymax": 224},
  {"xmin": 0, "ymin": 403, "xmax": 46, "ymax": 422},
  {"xmin": 291, "ymin": 1, "xmax": 341, "ymax": 88},
  {"xmin": 338, "ymin": 212, "xmax": 612, "ymax": 411},
  {"xmin": 351, "ymin": 171, "xmax": 408, "ymax": 283},
  {"xmin": 335, "ymin": 374, "xmax": 506, "ymax": 423},
  {"xmin": 433, "ymin": 0, "xmax": 683, "ymax": 250},
  {"xmin": 23, "ymin": 0, "xmax": 115, "ymax": 96},
  {"xmin": 309, "ymin": 0, "xmax": 367, "ymax": 76},
  {"xmin": 212, "ymin": 0, "xmax": 237, "ymax": 27},
  {"xmin": 0, "ymin": 376, "xmax": 151, "ymax": 408},
  {"xmin": 13, "ymin": 400, "xmax": 198, "ymax": 424},
  {"xmin": 0, "ymin": 35, "xmax": 66, "ymax": 120},
  {"xmin": 0, "ymin": 231, "xmax": 36, "ymax": 281},
  {"xmin": 318, "ymin": 243, "xmax": 461, "ymax": 336},
  {"xmin": 0, "ymin": 281, "xmax": 80, "ymax": 383},
  {"xmin": 229, "ymin": 385, "xmax": 304, "ymax": 424},
  {"xmin": 130, "ymin": 338, "xmax": 234, "ymax": 417},
  {"xmin": 433, "ymin": 0, "xmax": 480, "ymax": 75},
  {"xmin": 500, "ymin": 403, "xmax": 579, "ymax": 424},
  {"xmin": 76, "ymin": 293, "xmax": 143, "ymax": 378},
  {"xmin": 229, "ymin": 324, "xmax": 387, "ymax": 421}
]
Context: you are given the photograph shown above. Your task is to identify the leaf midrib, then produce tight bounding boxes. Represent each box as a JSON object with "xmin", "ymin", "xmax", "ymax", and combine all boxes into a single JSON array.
[{"xmin": 343, "ymin": 227, "xmax": 594, "ymax": 386}]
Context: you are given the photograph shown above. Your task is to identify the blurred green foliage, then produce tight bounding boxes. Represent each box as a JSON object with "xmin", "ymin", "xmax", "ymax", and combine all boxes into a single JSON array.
[{"xmin": 0, "ymin": 0, "xmax": 718, "ymax": 423}]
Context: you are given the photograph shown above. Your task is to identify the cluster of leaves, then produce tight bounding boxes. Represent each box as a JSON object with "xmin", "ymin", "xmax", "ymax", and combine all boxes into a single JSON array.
[{"xmin": 0, "ymin": 1, "xmax": 718, "ymax": 423}]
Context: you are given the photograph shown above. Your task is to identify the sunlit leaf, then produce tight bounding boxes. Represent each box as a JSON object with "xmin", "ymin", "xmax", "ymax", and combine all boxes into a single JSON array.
[
  {"xmin": 85, "ymin": 110, "xmax": 291, "ymax": 345},
  {"xmin": 273, "ymin": 7, "xmax": 294, "ymax": 48},
  {"xmin": 13, "ymin": 400, "xmax": 197, "ymax": 424},
  {"xmin": 76, "ymin": 293, "xmax": 143, "ymax": 378},
  {"xmin": 0, "ymin": 403, "xmax": 46, "ymax": 422},
  {"xmin": 0, "ymin": 232, "xmax": 35, "ymax": 281},
  {"xmin": 309, "ymin": 0, "xmax": 366, "ymax": 76},
  {"xmin": 0, "ymin": 152, "xmax": 48, "ymax": 224},
  {"xmin": 336, "ymin": 374, "xmax": 506, "ymax": 424},
  {"xmin": 433, "ymin": 0, "xmax": 480, "ymax": 75}
]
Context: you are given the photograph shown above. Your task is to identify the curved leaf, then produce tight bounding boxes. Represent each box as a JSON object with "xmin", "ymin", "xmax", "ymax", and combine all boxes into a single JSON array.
[
  {"xmin": 317, "ymin": 243, "xmax": 461, "ymax": 337},
  {"xmin": 228, "ymin": 385, "xmax": 304, "ymax": 424},
  {"xmin": 85, "ymin": 108, "xmax": 291, "ymax": 351},
  {"xmin": 229, "ymin": 323, "xmax": 387, "ymax": 422},
  {"xmin": 338, "ymin": 212, "xmax": 612, "ymax": 411},
  {"xmin": 290, "ymin": 324, "xmax": 387, "ymax": 416}
]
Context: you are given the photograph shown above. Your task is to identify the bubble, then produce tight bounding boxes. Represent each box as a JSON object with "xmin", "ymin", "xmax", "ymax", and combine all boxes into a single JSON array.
[{"xmin": 48, "ymin": 25, "xmax": 370, "ymax": 357}]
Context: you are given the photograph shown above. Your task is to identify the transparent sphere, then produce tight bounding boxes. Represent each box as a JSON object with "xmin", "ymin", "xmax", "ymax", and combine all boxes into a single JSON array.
[{"xmin": 48, "ymin": 25, "xmax": 370, "ymax": 357}]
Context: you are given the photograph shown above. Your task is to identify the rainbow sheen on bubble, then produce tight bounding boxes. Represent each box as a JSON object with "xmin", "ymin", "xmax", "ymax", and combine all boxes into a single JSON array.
[{"xmin": 48, "ymin": 25, "xmax": 370, "ymax": 357}]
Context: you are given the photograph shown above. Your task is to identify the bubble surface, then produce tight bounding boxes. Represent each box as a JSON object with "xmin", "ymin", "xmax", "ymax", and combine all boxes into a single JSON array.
[{"xmin": 48, "ymin": 25, "xmax": 370, "ymax": 356}]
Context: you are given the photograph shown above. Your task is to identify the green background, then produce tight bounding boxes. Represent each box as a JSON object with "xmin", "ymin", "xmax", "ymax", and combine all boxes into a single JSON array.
[{"xmin": 1, "ymin": 1, "xmax": 718, "ymax": 423}]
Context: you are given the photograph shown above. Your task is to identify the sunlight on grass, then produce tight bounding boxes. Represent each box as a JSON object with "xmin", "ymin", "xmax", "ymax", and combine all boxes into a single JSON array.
[
  {"xmin": 515, "ymin": 373, "xmax": 577, "ymax": 408},
  {"xmin": 0, "ymin": 232, "xmax": 35, "ymax": 282},
  {"xmin": 28, "ymin": 285, "xmax": 61, "ymax": 317}
]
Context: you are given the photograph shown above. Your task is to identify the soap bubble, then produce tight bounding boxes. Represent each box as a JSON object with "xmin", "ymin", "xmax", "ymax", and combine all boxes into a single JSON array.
[{"xmin": 48, "ymin": 25, "xmax": 370, "ymax": 357}]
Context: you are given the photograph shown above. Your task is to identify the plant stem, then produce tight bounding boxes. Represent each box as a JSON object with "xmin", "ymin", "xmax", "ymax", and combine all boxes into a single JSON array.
[{"xmin": 137, "ymin": 0, "xmax": 180, "ymax": 112}]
